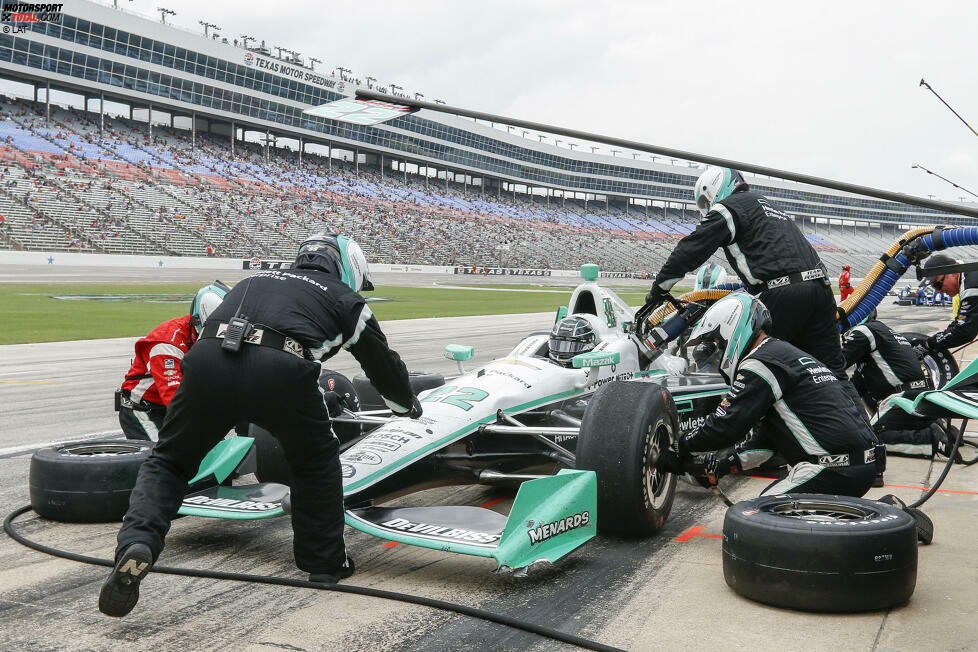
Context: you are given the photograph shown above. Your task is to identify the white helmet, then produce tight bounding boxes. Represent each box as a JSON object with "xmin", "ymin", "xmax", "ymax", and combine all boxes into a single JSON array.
[
  {"xmin": 294, "ymin": 233, "xmax": 374, "ymax": 292},
  {"xmin": 693, "ymin": 166, "xmax": 748, "ymax": 216},
  {"xmin": 686, "ymin": 293, "xmax": 771, "ymax": 383},
  {"xmin": 189, "ymin": 281, "xmax": 230, "ymax": 338},
  {"xmin": 694, "ymin": 263, "xmax": 728, "ymax": 291}
]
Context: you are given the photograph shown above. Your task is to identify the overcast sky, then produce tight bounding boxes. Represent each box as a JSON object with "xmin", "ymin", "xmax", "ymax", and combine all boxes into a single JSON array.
[{"xmin": 115, "ymin": 0, "xmax": 977, "ymax": 203}]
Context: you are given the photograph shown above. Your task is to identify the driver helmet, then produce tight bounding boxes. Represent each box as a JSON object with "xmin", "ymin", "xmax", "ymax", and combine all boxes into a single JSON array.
[
  {"xmin": 694, "ymin": 262, "xmax": 728, "ymax": 291},
  {"xmin": 294, "ymin": 232, "xmax": 374, "ymax": 292},
  {"xmin": 686, "ymin": 292, "xmax": 771, "ymax": 383},
  {"xmin": 549, "ymin": 315, "xmax": 599, "ymax": 367},
  {"xmin": 189, "ymin": 281, "xmax": 230, "ymax": 339},
  {"xmin": 693, "ymin": 166, "xmax": 748, "ymax": 217}
]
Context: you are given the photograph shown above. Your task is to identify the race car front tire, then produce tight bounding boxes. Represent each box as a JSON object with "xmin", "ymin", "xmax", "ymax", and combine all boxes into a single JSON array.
[
  {"xmin": 29, "ymin": 439, "xmax": 153, "ymax": 522},
  {"xmin": 353, "ymin": 371, "xmax": 445, "ymax": 411},
  {"xmin": 576, "ymin": 381, "xmax": 679, "ymax": 537},
  {"xmin": 723, "ymin": 494, "xmax": 917, "ymax": 612}
]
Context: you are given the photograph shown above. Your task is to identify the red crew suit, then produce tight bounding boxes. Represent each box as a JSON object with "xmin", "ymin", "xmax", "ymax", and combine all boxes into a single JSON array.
[
  {"xmin": 839, "ymin": 268, "xmax": 854, "ymax": 302},
  {"xmin": 118, "ymin": 315, "xmax": 193, "ymax": 440}
]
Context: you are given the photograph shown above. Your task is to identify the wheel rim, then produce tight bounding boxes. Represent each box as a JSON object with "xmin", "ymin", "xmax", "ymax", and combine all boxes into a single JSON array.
[
  {"xmin": 59, "ymin": 443, "xmax": 146, "ymax": 457},
  {"xmin": 645, "ymin": 421, "xmax": 672, "ymax": 509},
  {"xmin": 767, "ymin": 500, "xmax": 878, "ymax": 522}
]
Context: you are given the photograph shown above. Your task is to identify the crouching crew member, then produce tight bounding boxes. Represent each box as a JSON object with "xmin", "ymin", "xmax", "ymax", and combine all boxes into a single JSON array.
[
  {"xmin": 116, "ymin": 283, "xmax": 228, "ymax": 440},
  {"xmin": 655, "ymin": 293, "xmax": 882, "ymax": 497},
  {"xmin": 844, "ymin": 310, "xmax": 955, "ymax": 458},
  {"xmin": 913, "ymin": 253, "xmax": 978, "ymax": 352},
  {"xmin": 100, "ymin": 233, "xmax": 421, "ymax": 617}
]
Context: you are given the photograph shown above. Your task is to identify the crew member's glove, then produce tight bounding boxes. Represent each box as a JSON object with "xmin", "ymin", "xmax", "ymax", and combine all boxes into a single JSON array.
[
  {"xmin": 645, "ymin": 284, "xmax": 669, "ymax": 309},
  {"xmin": 322, "ymin": 391, "xmax": 344, "ymax": 418},
  {"xmin": 392, "ymin": 395, "xmax": 424, "ymax": 419}
]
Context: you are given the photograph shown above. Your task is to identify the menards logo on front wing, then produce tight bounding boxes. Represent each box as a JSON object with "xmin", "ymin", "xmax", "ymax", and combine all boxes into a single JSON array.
[{"xmin": 527, "ymin": 511, "xmax": 590, "ymax": 545}]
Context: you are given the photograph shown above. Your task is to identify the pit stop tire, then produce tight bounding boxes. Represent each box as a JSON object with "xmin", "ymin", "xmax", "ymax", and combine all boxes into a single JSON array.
[
  {"xmin": 723, "ymin": 494, "xmax": 917, "ymax": 612},
  {"xmin": 576, "ymin": 381, "xmax": 679, "ymax": 537},
  {"xmin": 353, "ymin": 371, "xmax": 445, "ymax": 411},
  {"xmin": 903, "ymin": 331, "xmax": 959, "ymax": 389},
  {"xmin": 29, "ymin": 439, "xmax": 154, "ymax": 522}
]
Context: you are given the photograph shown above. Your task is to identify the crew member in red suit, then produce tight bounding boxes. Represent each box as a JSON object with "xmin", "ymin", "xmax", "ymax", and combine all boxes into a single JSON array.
[{"xmin": 839, "ymin": 265, "xmax": 854, "ymax": 302}]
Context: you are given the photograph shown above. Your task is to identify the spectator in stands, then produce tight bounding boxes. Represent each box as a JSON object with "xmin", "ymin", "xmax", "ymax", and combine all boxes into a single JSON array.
[
  {"xmin": 644, "ymin": 166, "xmax": 855, "ymax": 399},
  {"xmin": 839, "ymin": 264, "xmax": 854, "ymax": 301},
  {"xmin": 116, "ymin": 284, "xmax": 227, "ymax": 441},
  {"xmin": 914, "ymin": 253, "xmax": 978, "ymax": 353},
  {"xmin": 843, "ymin": 309, "xmax": 955, "ymax": 459}
]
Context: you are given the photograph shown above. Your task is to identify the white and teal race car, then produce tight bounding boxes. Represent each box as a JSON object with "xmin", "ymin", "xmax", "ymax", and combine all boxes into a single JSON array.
[{"xmin": 30, "ymin": 266, "xmax": 731, "ymax": 572}]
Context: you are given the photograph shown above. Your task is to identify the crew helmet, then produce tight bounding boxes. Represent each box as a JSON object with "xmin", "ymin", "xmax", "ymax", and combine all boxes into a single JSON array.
[
  {"xmin": 843, "ymin": 264, "xmax": 851, "ymax": 271},
  {"xmin": 694, "ymin": 262, "xmax": 728, "ymax": 291},
  {"xmin": 687, "ymin": 292, "xmax": 772, "ymax": 383},
  {"xmin": 548, "ymin": 315, "xmax": 599, "ymax": 367},
  {"xmin": 294, "ymin": 232, "xmax": 374, "ymax": 292},
  {"xmin": 693, "ymin": 166, "xmax": 748, "ymax": 216},
  {"xmin": 190, "ymin": 281, "xmax": 230, "ymax": 338}
]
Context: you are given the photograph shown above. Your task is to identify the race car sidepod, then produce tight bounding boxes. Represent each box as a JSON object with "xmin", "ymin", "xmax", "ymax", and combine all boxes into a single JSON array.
[{"xmin": 344, "ymin": 469, "xmax": 598, "ymax": 570}]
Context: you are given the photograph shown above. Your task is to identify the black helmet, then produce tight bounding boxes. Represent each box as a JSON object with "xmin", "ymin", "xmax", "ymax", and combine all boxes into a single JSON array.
[
  {"xmin": 294, "ymin": 232, "xmax": 374, "ymax": 291},
  {"xmin": 921, "ymin": 253, "xmax": 956, "ymax": 284},
  {"xmin": 548, "ymin": 316, "xmax": 598, "ymax": 367}
]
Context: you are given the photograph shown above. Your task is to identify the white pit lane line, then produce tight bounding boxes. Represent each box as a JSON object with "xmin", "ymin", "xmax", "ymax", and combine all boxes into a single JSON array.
[{"xmin": 0, "ymin": 430, "xmax": 123, "ymax": 459}]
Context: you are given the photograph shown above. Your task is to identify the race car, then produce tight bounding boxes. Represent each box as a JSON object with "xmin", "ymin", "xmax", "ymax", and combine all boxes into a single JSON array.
[{"xmin": 30, "ymin": 265, "xmax": 730, "ymax": 572}]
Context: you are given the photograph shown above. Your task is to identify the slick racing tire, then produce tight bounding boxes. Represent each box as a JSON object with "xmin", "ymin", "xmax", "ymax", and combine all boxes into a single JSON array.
[
  {"xmin": 903, "ymin": 331, "xmax": 959, "ymax": 389},
  {"xmin": 250, "ymin": 424, "xmax": 291, "ymax": 485},
  {"xmin": 319, "ymin": 369, "xmax": 362, "ymax": 443},
  {"xmin": 353, "ymin": 371, "xmax": 445, "ymax": 411},
  {"xmin": 576, "ymin": 381, "xmax": 679, "ymax": 537},
  {"xmin": 723, "ymin": 494, "xmax": 917, "ymax": 612},
  {"xmin": 29, "ymin": 439, "xmax": 154, "ymax": 522}
]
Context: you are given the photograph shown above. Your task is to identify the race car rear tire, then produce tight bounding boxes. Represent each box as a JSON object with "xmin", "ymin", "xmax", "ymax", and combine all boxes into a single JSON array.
[
  {"xmin": 903, "ymin": 331, "xmax": 959, "ymax": 389},
  {"xmin": 576, "ymin": 381, "xmax": 679, "ymax": 537},
  {"xmin": 29, "ymin": 439, "xmax": 153, "ymax": 522},
  {"xmin": 723, "ymin": 494, "xmax": 917, "ymax": 612},
  {"xmin": 353, "ymin": 371, "xmax": 445, "ymax": 411}
]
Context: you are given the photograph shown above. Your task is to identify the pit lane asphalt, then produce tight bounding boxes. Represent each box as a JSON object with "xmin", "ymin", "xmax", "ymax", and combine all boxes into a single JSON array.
[{"xmin": 1, "ymin": 290, "xmax": 975, "ymax": 651}]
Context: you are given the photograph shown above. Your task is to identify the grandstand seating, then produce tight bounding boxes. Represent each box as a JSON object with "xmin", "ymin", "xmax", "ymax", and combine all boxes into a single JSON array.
[{"xmin": 1, "ymin": 96, "xmax": 974, "ymax": 276}]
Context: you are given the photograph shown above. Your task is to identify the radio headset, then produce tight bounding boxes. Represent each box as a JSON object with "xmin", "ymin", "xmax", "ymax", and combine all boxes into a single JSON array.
[{"xmin": 221, "ymin": 278, "xmax": 253, "ymax": 353}]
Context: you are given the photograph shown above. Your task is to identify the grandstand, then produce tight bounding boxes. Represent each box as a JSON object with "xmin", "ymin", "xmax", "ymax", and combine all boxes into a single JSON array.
[{"xmin": 0, "ymin": 0, "xmax": 976, "ymax": 275}]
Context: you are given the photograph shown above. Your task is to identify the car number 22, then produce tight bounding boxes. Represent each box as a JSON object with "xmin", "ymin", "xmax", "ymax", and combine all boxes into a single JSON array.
[{"xmin": 420, "ymin": 385, "xmax": 489, "ymax": 411}]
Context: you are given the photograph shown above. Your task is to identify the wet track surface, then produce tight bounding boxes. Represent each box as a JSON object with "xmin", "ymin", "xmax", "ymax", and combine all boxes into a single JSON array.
[{"xmin": 2, "ymin": 276, "xmax": 976, "ymax": 651}]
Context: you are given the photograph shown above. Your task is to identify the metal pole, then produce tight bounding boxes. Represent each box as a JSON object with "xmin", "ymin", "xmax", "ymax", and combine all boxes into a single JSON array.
[
  {"xmin": 191, "ymin": 111, "xmax": 195, "ymax": 149},
  {"xmin": 327, "ymin": 143, "xmax": 332, "ymax": 170},
  {"xmin": 403, "ymin": 159, "xmax": 406, "ymax": 184},
  {"xmin": 148, "ymin": 103, "xmax": 152, "ymax": 140},
  {"xmin": 297, "ymin": 136, "xmax": 301, "ymax": 166},
  {"xmin": 99, "ymin": 92, "xmax": 104, "ymax": 134},
  {"xmin": 355, "ymin": 148, "xmax": 359, "ymax": 175},
  {"xmin": 355, "ymin": 89, "xmax": 978, "ymax": 219},
  {"xmin": 265, "ymin": 129, "xmax": 269, "ymax": 160},
  {"xmin": 45, "ymin": 81, "xmax": 50, "ymax": 122},
  {"xmin": 380, "ymin": 153, "xmax": 384, "ymax": 180},
  {"xmin": 230, "ymin": 120, "xmax": 235, "ymax": 157}
]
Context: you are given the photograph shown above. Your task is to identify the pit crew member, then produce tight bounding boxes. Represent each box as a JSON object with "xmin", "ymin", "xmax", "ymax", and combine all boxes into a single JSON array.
[
  {"xmin": 842, "ymin": 309, "xmax": 954, "ymax": 458},
  {"xmin": 655, "ymin": 293, "xmax": 881, "ymax": 497},
  {"xmin": 644, "ymin": 166, "xmax": 851, "ymax": 391},
  {"xmin": 116, "ymin": 283, "xmax": 228, "ymax": 440},
  {"xmin": 913, "ymin": 253, "xmax": 978, "ymax": 352},
  {"xmin": 100, "ymin": 233, "xmax": 421, "ymax": 617}
]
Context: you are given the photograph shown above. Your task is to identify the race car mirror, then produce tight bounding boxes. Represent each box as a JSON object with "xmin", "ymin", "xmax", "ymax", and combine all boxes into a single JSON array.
[
  {"xmin": 572, "ymin": 351, "xmax": 620, "ymax": 368},
  {"xmin": 445, "ymin": 344, "xmax": 475, "ymax": 374}
]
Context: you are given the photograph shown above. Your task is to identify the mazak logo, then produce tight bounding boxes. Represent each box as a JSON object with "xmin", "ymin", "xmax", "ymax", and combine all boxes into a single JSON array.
[
  {"xmin": 527, "ymin": 511, "xmax": 590, "ymax": 545},
  {"xmin": 244, "ymin": 52, "xmax": 255, "ymax": 66}
]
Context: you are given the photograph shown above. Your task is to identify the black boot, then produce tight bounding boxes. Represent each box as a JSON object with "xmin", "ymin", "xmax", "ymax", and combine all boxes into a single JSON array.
[
  {"xmin": 99, "ymin": 543, "xmax": 153, "ymax": 617},
  {"xmin": 309, "ymin": 556, "xmax": 355, "ymax": 584}
]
